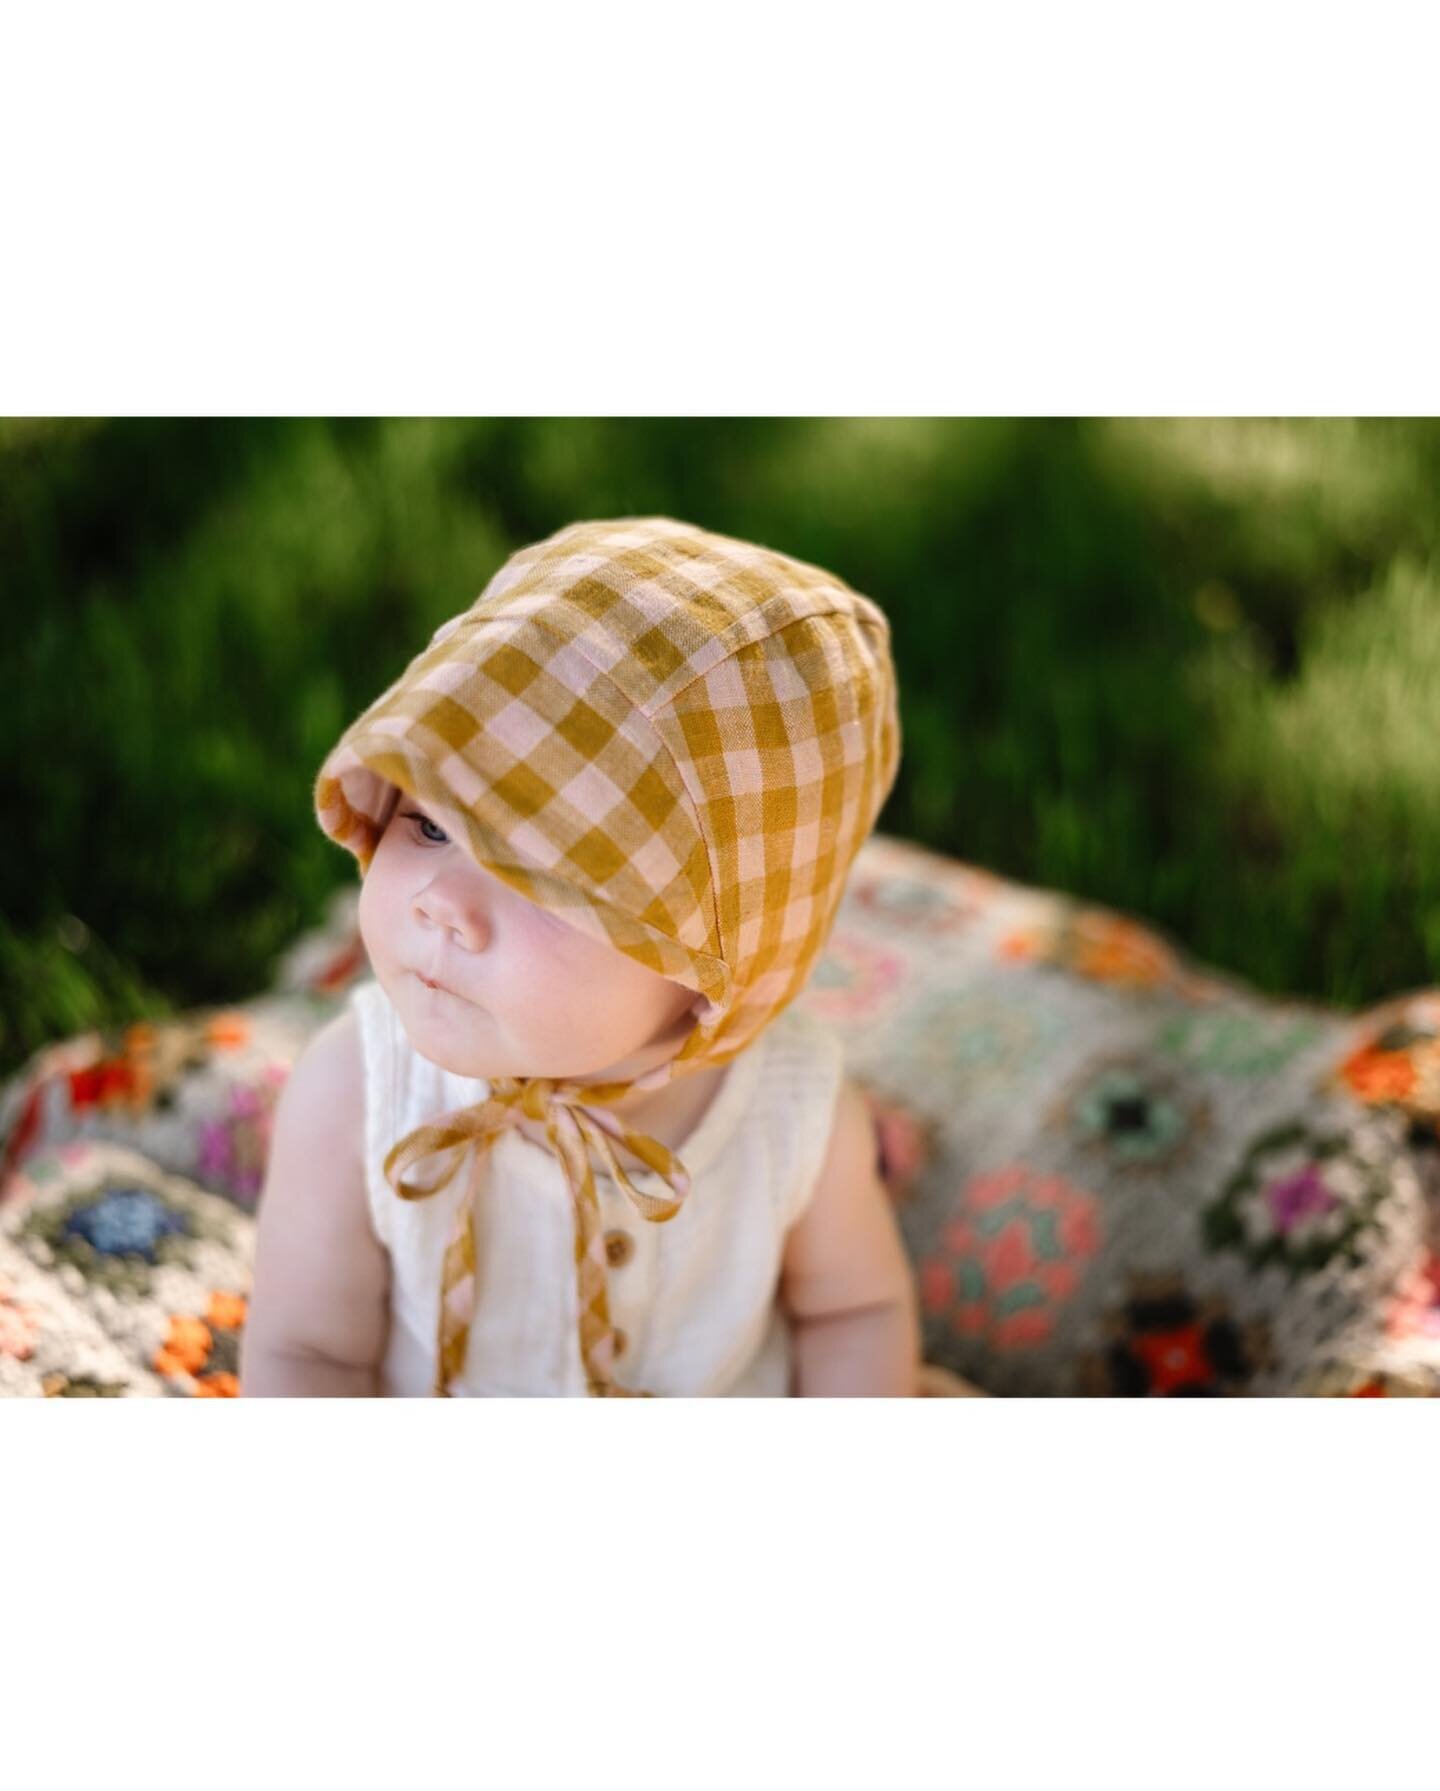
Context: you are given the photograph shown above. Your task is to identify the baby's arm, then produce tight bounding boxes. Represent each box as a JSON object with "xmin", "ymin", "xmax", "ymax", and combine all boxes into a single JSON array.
[
  {"xmin": 778, "ymin": 1076, "xmax": 921, "ymax": 1396},
  {"xmin": 239, "ymin": 1009, "xmax": 391, "ymax": 1396}
]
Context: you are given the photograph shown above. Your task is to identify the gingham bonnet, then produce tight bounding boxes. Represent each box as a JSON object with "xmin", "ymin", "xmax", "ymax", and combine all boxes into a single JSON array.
[{"xmin": 314, "ymin": 515, "xmax": 901, "ymax": 1395}]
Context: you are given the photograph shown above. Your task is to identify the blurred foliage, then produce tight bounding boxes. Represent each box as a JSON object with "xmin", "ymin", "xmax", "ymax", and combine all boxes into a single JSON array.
[{"xmin": 1, "ymin": 415, "xmax": 1438, "ymax": 1081}]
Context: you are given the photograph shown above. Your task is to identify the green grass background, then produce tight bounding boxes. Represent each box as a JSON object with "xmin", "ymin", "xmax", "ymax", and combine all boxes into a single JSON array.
[{"xmin": 3, "ymin": 416, "xmax": 1437, "ymax": 1083}]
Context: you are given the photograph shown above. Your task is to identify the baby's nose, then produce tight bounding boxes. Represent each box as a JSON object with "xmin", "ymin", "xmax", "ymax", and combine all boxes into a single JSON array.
[{"xmin": 415, "ymin": 876, "xmax": 489, "ymax": 951}]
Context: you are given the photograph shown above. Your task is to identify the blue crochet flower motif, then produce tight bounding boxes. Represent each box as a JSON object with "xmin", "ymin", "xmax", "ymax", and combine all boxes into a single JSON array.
[{"xmin": 63, "ymin": 1186, "xmax": 189, "ymax": 1260}]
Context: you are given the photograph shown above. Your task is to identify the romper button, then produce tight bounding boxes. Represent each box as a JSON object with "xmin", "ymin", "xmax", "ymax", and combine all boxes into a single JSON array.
[{"xmin": 604, "ymin": 1229, "xmax": 635, "ymax": 1268}]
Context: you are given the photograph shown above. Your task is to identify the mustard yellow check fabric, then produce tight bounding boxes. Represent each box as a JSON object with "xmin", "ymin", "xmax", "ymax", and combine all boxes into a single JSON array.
[{"xmin": 315, "ymin": 515, "xmax": 902, "ymax": 1395}]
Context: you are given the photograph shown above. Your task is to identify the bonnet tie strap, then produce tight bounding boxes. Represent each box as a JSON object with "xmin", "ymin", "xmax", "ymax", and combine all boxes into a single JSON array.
[{"xmin": 382, "ymin": 1077, "xmax": 691, "ymax": 1397}]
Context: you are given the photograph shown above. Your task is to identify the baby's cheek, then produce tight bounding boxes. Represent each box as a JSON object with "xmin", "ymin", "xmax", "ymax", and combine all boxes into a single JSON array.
[
  {"xmin": 355, "ymin": 875, "xmax": 378, "ymax": 943},
  {"xmin": 517, "ymin": 907, "xmax": 580, "ymax": 970},
  {"xmin": 356, "ymin": 872, "xmax": 399, "ymax": 968},
  {"xmin": 505, "ymin": 949, "xmax": 578, "ymax": 1022},
  {"xmin": 354, "ymin": 883, "xmax": 373, "ymax": 952}
]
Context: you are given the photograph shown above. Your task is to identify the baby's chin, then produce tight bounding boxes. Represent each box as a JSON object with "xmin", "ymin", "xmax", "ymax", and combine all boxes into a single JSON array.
[
  {"xmin": 398, "ymin": 1016, "xmax": 649, "ymax": 1091},
  {"xmin": 388, "ymin": 976, "xmax": 496, "ymax": 1074},
  {"xmin": 404, "ymin": 1034, "xmax": 539, "ymax": 1088},
  {"xmin": 387, "ymin": 969, "xmax": 677, "ymax": 1086},
  {"xmin": 394, "ymin": 999, "xmax": 568, "ymax": 1085}
]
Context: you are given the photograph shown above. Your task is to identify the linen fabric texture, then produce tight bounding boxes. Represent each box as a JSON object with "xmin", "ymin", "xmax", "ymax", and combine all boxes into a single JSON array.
[
  {"xmin": 350, "ymin": 977, "xmax": 847, "ymax": 1395},
  {"xmin": 313, "ymin": 516, "xmax": 902, "ymax": 1395}
]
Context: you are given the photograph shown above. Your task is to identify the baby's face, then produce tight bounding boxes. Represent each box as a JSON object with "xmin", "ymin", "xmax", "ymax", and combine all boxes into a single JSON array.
[{"xmin": 357, "ymin": 788, "xmax": 700, "ymax": 1085}]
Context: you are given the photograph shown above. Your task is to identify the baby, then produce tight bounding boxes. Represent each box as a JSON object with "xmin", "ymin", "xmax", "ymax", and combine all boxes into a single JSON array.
[{"xmin": 241, "ymin": 516, "xmax": 920, "ymax": 1396}]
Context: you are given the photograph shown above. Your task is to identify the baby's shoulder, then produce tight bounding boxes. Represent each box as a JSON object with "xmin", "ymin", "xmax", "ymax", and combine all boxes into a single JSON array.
[{"xmin": 277, "ymin": 1005, "xmax": 366, "ymax": 1152}]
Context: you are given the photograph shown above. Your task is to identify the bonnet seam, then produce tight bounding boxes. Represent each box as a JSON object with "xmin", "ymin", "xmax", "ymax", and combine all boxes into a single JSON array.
[{"xmin": 645, "ymin": 601, "xmax": 891, "ymax": 716}]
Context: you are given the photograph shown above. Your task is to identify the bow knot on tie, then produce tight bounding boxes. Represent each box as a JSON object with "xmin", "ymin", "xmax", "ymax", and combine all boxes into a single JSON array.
[
  {"xmin": 515, "ymin": 1077, "xmax": 555, "ymax": 1124},
  {"xmin": 383, "ymin": 1074, "xmax": 692, "ymax": 1397}
]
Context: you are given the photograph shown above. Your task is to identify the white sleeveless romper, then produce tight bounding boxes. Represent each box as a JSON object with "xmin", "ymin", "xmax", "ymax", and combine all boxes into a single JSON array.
[{"xmin": 349, "ymin": 978, "xmax": 847, "ymax": 1397}]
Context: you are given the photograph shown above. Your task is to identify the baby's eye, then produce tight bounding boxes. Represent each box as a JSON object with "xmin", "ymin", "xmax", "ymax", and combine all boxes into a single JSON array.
[{"xmin": 401, "ymin": 810, "xmax": 449, "ymax": 846}]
